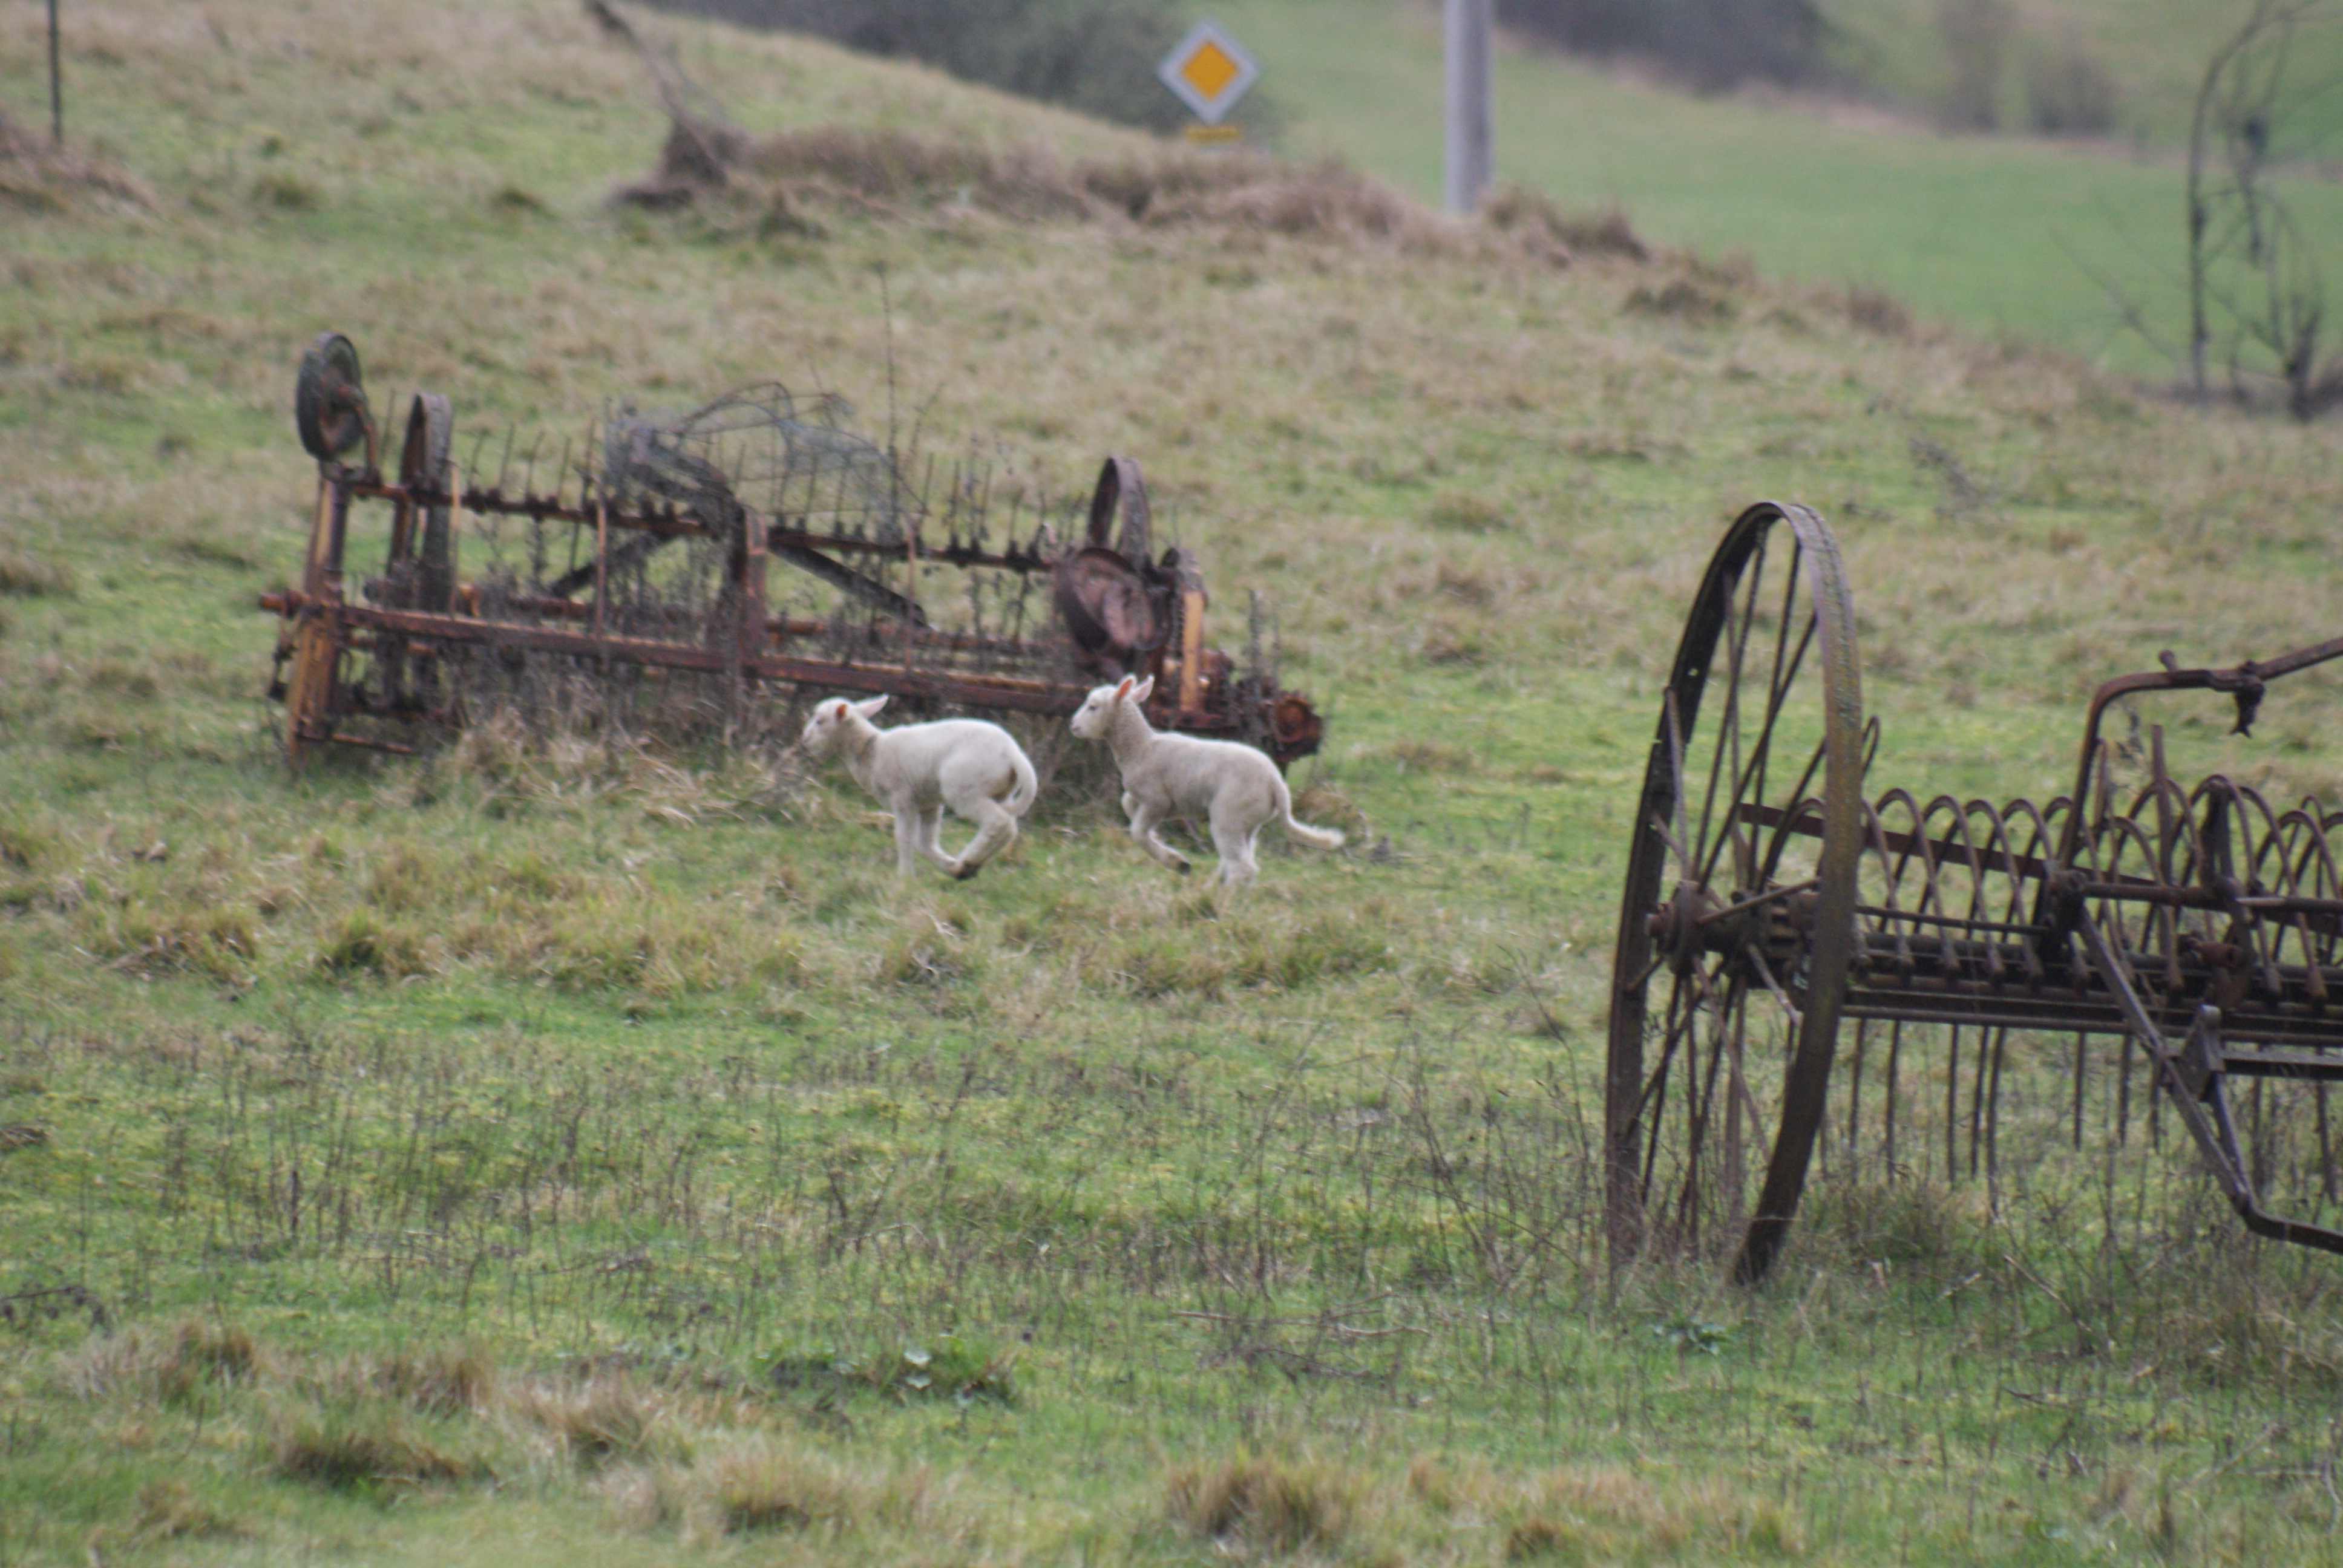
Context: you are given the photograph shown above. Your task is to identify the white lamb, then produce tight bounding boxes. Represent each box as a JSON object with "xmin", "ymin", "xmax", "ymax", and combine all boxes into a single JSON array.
[
  {"xmin": 799, "ymin": 695, "xmax": 1038, "ymax": 881},
  {"xmin": 1068, "ymin": 675, "xmax": 1344, "ymax": 886}
]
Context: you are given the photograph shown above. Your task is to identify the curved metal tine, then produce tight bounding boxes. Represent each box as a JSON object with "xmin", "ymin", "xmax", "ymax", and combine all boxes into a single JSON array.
[
  {"xmin": 2002, "ymin": 795, "xmax": 2061, "ymax": 926},
  {"xmin": 1863, "ymin": 788, "xmax": 1927, "ymax": 920},
  {"xmin": 1959, "ymin": 800, "xmax": 2017, "ymax": 926},
  {"xmin": 2099, "ymin": 814, "xmax": 2174, "ymax": 996},
  {"xmin": 1692, "ymin": 535, "xmax": 1771, "ymax": 894}
]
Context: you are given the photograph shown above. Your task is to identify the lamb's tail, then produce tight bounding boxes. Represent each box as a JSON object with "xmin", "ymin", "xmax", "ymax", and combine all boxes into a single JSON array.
[
  {"xmin": 1004, "ymin": 748, "xmax": 1040, "ymax": 817},
  {"xmin": 1277, "ymin": 778, "xmax": 1345, "ymax": 851}
]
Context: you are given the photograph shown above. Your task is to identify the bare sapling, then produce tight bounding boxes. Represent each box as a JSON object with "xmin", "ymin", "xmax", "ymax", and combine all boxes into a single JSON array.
[
  {"xmin": 1068, "ymin": 675, "xmax": 1343, "ymax": 886},
  {"xmin": 799, "ymin": 695, "xmax": 1038, "ymax": 880}
]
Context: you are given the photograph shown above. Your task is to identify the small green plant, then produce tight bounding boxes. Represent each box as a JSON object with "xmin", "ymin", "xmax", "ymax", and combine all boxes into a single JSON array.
[
  {"xmin": 1651, "ymin": 1313, "xmax": 1729, "ymax": 1361},
  {"xmin": 767, "ymin": 1335, "xmax": 1015, "ymax": 1405}
]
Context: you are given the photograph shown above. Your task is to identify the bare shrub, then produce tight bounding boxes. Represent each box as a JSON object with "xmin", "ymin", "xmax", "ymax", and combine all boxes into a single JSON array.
[
  {"xmin": 1937, "ymin": 0, "xmax": 2013, "ymax": 131},
  {"xmin": 2026, "ymin": 38, "xmax": 2120, "ymax": 136},
  {"xmin": 1838, "ymin": 283, "xmax": 1915, "ymax": 338}
]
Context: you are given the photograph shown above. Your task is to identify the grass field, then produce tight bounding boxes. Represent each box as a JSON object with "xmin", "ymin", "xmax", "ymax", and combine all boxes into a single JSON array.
[
  {"xmin": 1207, "ymin": 0, "xmax": 2343, "ymax": 377},
  {"xmin": 9, "ymin": 0, "xmax": 2343, "ymax": 1563}
]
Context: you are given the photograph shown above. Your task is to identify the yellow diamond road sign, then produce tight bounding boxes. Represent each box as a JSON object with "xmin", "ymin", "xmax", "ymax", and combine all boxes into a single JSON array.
[{"xmin": 1159, "ymin": 20, "xmax": 1259, "ymax": 126}]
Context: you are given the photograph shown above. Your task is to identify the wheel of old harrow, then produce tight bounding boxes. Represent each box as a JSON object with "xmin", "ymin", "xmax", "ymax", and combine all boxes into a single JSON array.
[
  {"xmin": 398, "ymin": 391, "xmax": 456, "ymax": 611},
  {"xmin": 1605, "ymin": 501, "xmax": 1865, "ymax": 1286},
  {"xmin": 295, "ymin": 331, "xmax": 372, "ymax": 463}
]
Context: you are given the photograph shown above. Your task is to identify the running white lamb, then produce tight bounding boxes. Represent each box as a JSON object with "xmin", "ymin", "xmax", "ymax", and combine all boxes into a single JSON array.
[
  {"xmin": 1068, "ymin": 675, "xmax": 1343, "ymax": 886},
  {"xmin": 799, "ymin": 695, "xmax": 1038, "ymax": 880}
]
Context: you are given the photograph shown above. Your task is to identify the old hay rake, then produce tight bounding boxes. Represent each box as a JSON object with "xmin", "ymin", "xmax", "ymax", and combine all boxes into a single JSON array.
[
  {"xmin": 262, "ymin": 333, "xmax": 1322, "ymax": 764},
  {"xmin": 1610, "ymin": 501, "xmax": 2343, "ymax": 1284}
]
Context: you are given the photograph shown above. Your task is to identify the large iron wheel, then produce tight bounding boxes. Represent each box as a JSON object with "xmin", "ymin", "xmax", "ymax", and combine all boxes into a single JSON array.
[
  {"xmin": 295, "ymin": 332, "xmax": 373, "ymax": 465},
  {"xmin": 1606, "ymin": 502, "xmax": 1866, "ymax": 1284}
]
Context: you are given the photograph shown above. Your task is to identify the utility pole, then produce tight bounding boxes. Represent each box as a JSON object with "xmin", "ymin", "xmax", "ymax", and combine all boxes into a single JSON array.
[
  {"xmin": 1444, "ymin": 0, "xmax": 1491, "ymax": 217},
  {"xmin": 49, "ymin": 0, "xmax": 64, "ymax": 145}
]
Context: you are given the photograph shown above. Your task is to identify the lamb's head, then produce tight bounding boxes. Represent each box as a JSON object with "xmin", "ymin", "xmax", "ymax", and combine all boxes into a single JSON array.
[
  {"xmin": 799, "ymin": 693, "xmax": 888, "ymax": 755},
  {"xmin": 1069, "ymin": 675, "xmax": 1152, "ymax": 740}
]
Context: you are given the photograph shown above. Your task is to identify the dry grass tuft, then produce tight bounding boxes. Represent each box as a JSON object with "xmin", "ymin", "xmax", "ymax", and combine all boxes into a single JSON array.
[
  {"xmin": 1624, "ymin": 276, "xmax": 1739, "ymax": 327},
  {"xmin": 0, "ymin": 108, "xmax": 151, "ymax": 212},
  {"xmin": 81, "ymin": 898, "xmax": 260, "ymax": 982},
  {"xmin": 666, "ymin": 1439, "xmax": 962, "ymax": 1541},
  {"xmin": 359, "ymin": 1345, "xmax": 497, "ymax": 1416},
  {"xmin": 268, "ymin": 1403, "xmax": 485, "ymax": 1491},
  {"xmin": 1165, "ymin": 1449, "xmax": 1362, "ymax": 1553},
  {"xmin": 1838, "ymin": 282, "xmax": 1916, "ymax": 338},
  {"xmin": 509, "ymin": 1374, "xmax": 673, "ymax": 1468},
  {"xmin": 1512, "ymin": 1466, "xmax": 1804, "ymax": 1560},
  {"xmin": 1482, "ymin": 184, "xmax": 1651, "ymax": 264},
  {"xmin": 54, "ymin": 1318, "xmax": 277, "ymax": 1407},
  {"xmin": 0, "ymin": 547, "xmax": 74, "ymax": 598},
  {"xmin": 126, "ymin": 1479, "xmax": 246, "ymax": 1543}
]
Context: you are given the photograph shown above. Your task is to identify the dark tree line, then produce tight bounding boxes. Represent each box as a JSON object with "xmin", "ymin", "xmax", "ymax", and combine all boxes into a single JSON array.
[
  {"xmin": 630, "ymin": 0, "xmax": 1205, "ymax": 132},
  {"xmin": 1496, "ymin": 0, "xmax": 1832, "ymax": 91}
]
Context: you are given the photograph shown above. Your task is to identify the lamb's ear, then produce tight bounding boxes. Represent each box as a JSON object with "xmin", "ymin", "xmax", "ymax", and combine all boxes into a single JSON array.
[
  {"xmin": 830, "ymin": 699, "xmax": 851, "ymax": 720},
  {"xmin": 1113, "ymin": 675, "xmax": 1135, "ymax": 701},
  {"xmin": 1130, "ymin": 675, "xmax": 1155, "ymax": 705},
  {"xmin": 853, "ymin": 694, "xmax": 890, "ymax": 719}
]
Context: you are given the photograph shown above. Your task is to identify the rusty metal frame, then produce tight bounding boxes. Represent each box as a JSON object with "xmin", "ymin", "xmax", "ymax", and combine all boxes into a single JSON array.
[
  {"xmin": 1610, "ymin": 501, "xmax": 2343, "ymax": 1283},
  {"xmin": 263, "ymin": 343, "xmax": 1321, "ymax": 768}
]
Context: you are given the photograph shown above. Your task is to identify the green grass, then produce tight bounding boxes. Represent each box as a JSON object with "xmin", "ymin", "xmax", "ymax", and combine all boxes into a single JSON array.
[
  {"xmin": 1208, "ymin": 0, "xmax": 2343, "ymax": 375},
  {"xmin": 9, "ymin": 0, "xmax": 2343, "ymax": 1562}
]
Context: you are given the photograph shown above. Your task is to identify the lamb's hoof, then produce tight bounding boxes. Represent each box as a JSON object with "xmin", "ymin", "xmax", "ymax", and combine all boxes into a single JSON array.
[
  {"xmin": 952, "ymin": 862, "xmax": 982, "ymax": 882},
  {"xmin": 1173, "ymin": 861, "xmax": 1192, "ymax": 876}
]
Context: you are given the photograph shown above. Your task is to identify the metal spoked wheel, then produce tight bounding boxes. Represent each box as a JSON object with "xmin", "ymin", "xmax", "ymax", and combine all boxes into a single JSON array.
[
  {"xmin": 295, "ymin": 332, "xmax": 373, "ymax": 464},
  {"xmin": 1605, "ymin": 501, "xmax": 1866, "ymax": 1285},
  {"xmin": 396, "ymin": 391, "xmax": 456, "ymax": 612}
]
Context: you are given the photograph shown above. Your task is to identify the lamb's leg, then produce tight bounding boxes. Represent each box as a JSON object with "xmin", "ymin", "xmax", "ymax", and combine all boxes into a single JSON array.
[
  {"xmin": 916, "ymin": 806, "xmax": 965, "ymax": 877},
  {"xmin": 949, "ymin": 797, "xmax": 1018, "ymax": 881},
  {"xmin": 1127, "ymin": 799, "xmax": 1192, "ymax": 874},
  {"xmin": 1210, "ymin": 802, "xmax": 1265, "ymax": 886},
  {"xmin": 890, "ymin": 809, "xmax": 922, "ymax": 879}
]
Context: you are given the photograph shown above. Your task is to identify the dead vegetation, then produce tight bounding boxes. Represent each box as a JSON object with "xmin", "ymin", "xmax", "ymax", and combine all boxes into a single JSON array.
[
  {"xmin": 0, "ymin": 108, "xmax": 150, "ymax": 214},
  {"xmin": 617, "ymin": 110, "xmax": 1652, "ymax": 270}
]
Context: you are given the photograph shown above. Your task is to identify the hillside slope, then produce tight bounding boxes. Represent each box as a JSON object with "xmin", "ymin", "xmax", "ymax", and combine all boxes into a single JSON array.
[
  {"xmin": 7, "ymin": 1, "xmax": 2343, "ymax": 1563},
  {"xmin": 1210, "ymin": 0, "xmax": 2343, "ymax": 373}
]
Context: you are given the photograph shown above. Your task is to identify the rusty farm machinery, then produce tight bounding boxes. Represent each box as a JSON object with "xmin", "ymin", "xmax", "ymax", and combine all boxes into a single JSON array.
[
  {"xmin": 263, "ymin": 333, "xmax": 1322, "ymax": 765},
  {"xmin": 1610, "ymin": 501, "xmax": 2343, "ymax": 1284}
]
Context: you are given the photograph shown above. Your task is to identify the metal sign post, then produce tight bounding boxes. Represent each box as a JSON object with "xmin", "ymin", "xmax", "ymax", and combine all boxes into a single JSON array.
[
  {"xmin": 1444, "ymin": 0, "xmax": 1490, "ymax": 215},
  {"xmin": 50, "ymin": 0, "xmax": 65, "ymax": 145}
]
